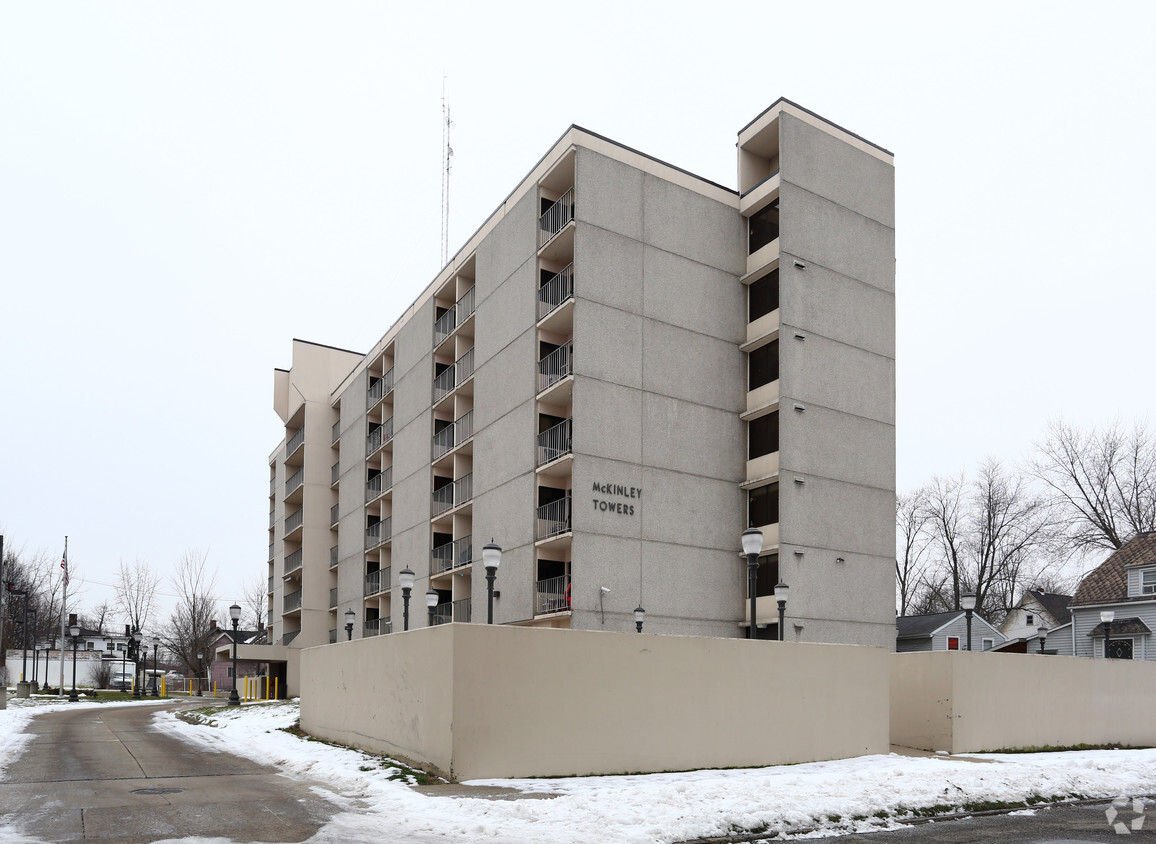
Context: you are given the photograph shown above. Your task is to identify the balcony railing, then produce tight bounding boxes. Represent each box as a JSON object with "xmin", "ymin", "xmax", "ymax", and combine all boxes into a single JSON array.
[
  {"xmin": 284, "ymin": 548, "xmax": 303, "ymax": 575},
  {"xmin": 283, "ymin": 631, "xmax": 299, "ymax": 645},
  {"xmin": 365, "ymin": 517, "xmax": 392, "ymax": 550},
  {"xmin": 434, "ymin": 307, "xmax": 457, "ymax": 344},
  {"xmin": 284, "ymin": 589, "xmax": 302, "ymax": 612},
  {"xmin": 364, "ymin": 618, "xmax": 381, "ymax": 637},
  {"xmin": 538, "ymin": 263, "xmax": 574, "ymax": 321},
  {"xmin": 538, "ymin": 341, "xmax": 572, "ymax": 393},
  {"xmin": 365, "ymin": 570, "xmax": 381, "ymax": 596},
  {"xmin": 453, "ymin": 596, "xmax": 472, "ymax": 623},
  {"xmin": 332, "ymin": 420, "xmax": 340, "ymax": 444},
  {"xmin": 457, "ymin": 347, "xmax": 474, "ymax": 382},
  {"xmin": 536, "ymin": 496, "xmax": 572, "ymax": 540},
  {"xmin": 433, "ymin": 366, "xmax": 455, "ymax": 400},
  {"xmin": 329, "ymin": 587, "xmax": 338, "ymax": 608},
  {"xmin": 367, "ymin": 376, "xmax": 384, "ymax": 405},
  {"xmin": 269, "ymin": 476, "xmax": 277, "ymax": 496},
  {"xmin": 432, "ymin": 603, "xmax": 452, "ymax": 625},
  {"xmin": 268, "ymin": 541, "xmax": 275, "ymax": 560},
  {"xmin": 268, "ymin": 575, "xmax": 274, "ymax": 594},
  {"xmin": 537, "ymin": 418, "xmax": 573, "ymax": 466},
  {"xmin": 432, "ymin": 474, "xmax": 473, "ymax": 517},
  {"xmin": 536, "ymin": 574, "xmax": 571, "ymax": 614},
  {"xmin": 366, "ymin": 473, "xmax": 382, "ymax": 502},
  {"xmin": 331, "ymin": 462, "xmax": 340, "ymax": 485},
  {"xmin": 539, "ymin": 188, "xmax": 574, "ymax": 240},
  {"xmin": 269, "ymin": 510, "xmax": 276, "ymax": 529},
  {"xmin": 329, "ymin": 628, "xmax": 337, "ymax": 644},
  {"xmin": 330, "ymin": 503, "xmax": 339, "ymax": 526},
  {"xmin": 330, "ymin": 545, "xmax": 338, "ymax": 566},
  {"xmin": 366, "ymin": 418, "xmax": 394, "ymax": 454},
  {"xmin": 432, "ymin": 410, "xmax": 474, "ymax": 460},
  {"xmin": 434, "ymin": 349, "xmax": 474, "ymax": 402},
  {"xmin": 285, "ymin": 426, "xmax": 305, "ymax": 459},
  {"xmin": 285, "ymin": 508, "xmax": 304, "ymax": 534},
  {"xmin": 457, "ymin": 286, "xmax": 475, "ymax": 321},
  {"xmin": 432, "ymin": 534, "xmax": 473, "ymax": 574}
]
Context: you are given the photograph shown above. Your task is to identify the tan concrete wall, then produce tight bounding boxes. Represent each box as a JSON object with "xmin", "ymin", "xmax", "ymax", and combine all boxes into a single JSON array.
[
  {"xmin": 891, "ymin": 651, "xmax": 1156, "ymax": 753},
  {"xmin": 300, "ymin": 625, "xmax": 889, "ymax": 780}
]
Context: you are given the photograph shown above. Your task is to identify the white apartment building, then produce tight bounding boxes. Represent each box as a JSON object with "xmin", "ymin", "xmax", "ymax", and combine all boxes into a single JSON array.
[{"xmin": 259, "ymin": 99, "xmax": 896, "ymax": 695}]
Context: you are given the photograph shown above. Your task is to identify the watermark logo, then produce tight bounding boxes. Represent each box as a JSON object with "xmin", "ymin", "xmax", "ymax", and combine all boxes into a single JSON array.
[{"xmin": 1106, "ymin": 796, "xmax": 1147, "ymax": 835}]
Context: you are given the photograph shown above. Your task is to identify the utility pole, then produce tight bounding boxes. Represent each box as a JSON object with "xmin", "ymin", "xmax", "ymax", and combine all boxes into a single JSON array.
[{"xmin": 0, "ymin": 534, "xmax": 6, "ymax": 710}]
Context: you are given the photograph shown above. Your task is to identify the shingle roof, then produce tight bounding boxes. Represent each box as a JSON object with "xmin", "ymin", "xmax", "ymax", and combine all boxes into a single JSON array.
[
  {"xmin": 1071, "ymin": 532, "xmax": 1156, "ymax": 606},
  {"xmin": 1087, "ymin": 617, "xmax": 1152, "ymax": 637},
  {"xmin": 1026, "ymin": 590, "xmax": 1073, "ymax": 625},
  {"xmin": 896, "ymin": 610, "xmax": 965, "ymax": 639}
]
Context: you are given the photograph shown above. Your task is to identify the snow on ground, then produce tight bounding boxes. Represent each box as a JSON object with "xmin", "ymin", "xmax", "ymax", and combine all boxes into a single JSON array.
[{"xmin": 157, "ymin": 700, "xmax": 1156, "ymax": 843}]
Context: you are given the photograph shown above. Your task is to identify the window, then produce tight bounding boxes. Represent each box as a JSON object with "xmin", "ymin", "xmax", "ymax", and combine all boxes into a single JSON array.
[
  {"xmin": 748, "ymin": 201, "xmax": 779, "ymax": 254},
  {"xmin": 748, "ymin": 483, "xmax": 779, "ymax": 528},
  {"xmin": 748, "ymin": 340, "xmax": 779, "ymax": 391},
  {"xmin": 749, "ymin": 553, "xmax": 780, "ymax": 599},
  {"xmin": 748, "ymin": 269, "xmax": 779, "ymax": 322},
  {"xmin": 85, "ymin": 642, "xmax": 94, "ymax": 650},
  {"xmin": 748, "ymin": 411, "xmax": 779, "ymax": 460},
  {"xmin": 947, "ymin": 637, "xmax": 960, "ymax": 650},
  {"xmin": 227, "ymin": 666, "xmax": 235, "ymax": 678},
  {"xmin": 1106, "ymin": 639, "xmax": 1134, "ymax": 660},
  {"xmin": 1025, "ymin": 614, "xmax": 1034, "ymax": 626},
  {"xmin": 982, "ymin": 638, "xmax": 994, "ymax": 651},
  {"xmin": 1142, "ymin": 570, "xmax": 1156, "ymax": 595}
]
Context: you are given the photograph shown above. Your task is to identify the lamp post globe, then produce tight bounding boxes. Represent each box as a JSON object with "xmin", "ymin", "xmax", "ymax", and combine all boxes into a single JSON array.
[
  {"xmin": 228, "ymin": 603, "xmax": 242, "ymax": 706},
  {"xmin": 399, "ymin": 568, "xmax": 415, "ymax": 631},
  {"xmin": 741, "ymin": 527, "xmax": 762, "ymax": 640},
  {"xmin": 774, "ymin": 581, "xmax": 790, "ymax": 642},
  {"xmin": 483, "ymin": 541, "xmax": 502, "ymax": 625},
  {"xmin": 960, "ymin": 592, "xmax": 977, "ymax": 651},
  {"xmin": 426, "ymin": 590, "xmax": 439, "ymax": 626},
  {"xmin": 1101, "ymin": 610, "xmax": 1115, "ymax": 659},
  {"xmin": 634, "ymin": 605, "xmax": 645, "ymax": 634},
  {"xmin": 1037, "ymin": 623, "xmax": 1048, "ymax": 655},
  {"xmin": 196, "ymin": 651, "xmax": 204, "ymax": 696},
  {"xmin": 344, "ymin": 608, "xmax": 356, "ymax": 641},
  {"xmin": 68, "ymin": 623, "xmax": 81, "ymax": 702}
]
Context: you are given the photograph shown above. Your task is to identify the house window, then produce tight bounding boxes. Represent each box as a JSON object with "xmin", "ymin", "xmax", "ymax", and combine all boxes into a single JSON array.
[
  {"xmin": 227, "ymin": 666, "xmax": 235, "ymax": 677},
  {"xmin": 1025, "ymin": 614, "xmax": 1034, "ymax": 626},
  {"xmin": 1142, "ymin": 570, "xmax": 1156, "ymax": 595},
  {"xmin": 947, "ymin": 637, "xmax": 960, "ymax": 650},
  {"xmin": 982, "ymin": 638, "xmax": 994, "ymax": 651},
  {"xmin": 1106, "ymin": 639, "xmax": 1134, "ymax": 660}
]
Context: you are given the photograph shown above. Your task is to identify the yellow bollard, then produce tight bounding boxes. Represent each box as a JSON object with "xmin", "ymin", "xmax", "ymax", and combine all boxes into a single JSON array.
[
  {"xmin": 275, "ymin": 677, "xmax": 278, "ymax": 700},
  {"xmin": 161, "ymin": 679, "xmax": 166, "ymax": 698}
]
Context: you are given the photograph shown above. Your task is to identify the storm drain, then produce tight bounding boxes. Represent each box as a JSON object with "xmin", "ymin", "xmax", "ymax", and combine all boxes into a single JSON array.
[{"xmin": 131, "ymin": 788, "xmax": 185, "ymax": 795}]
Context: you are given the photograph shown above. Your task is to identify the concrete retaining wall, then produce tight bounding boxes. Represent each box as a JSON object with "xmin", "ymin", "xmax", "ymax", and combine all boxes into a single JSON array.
[{"xmin": 300, "ymin": 624, "xmax": 890, "ymax": 780}]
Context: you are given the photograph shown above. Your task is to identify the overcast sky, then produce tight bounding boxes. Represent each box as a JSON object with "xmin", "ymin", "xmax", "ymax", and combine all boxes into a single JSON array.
[{"xmin": 2, "ymin": 2, "xmax": 1153, "ymax": 625}]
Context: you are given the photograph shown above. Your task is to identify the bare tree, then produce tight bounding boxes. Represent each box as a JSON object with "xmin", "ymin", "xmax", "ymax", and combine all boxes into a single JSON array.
[
  {"xmin": 161, "ymin": 549, "xmax": 219, "ymax": 676},
  {"xmin": 1031, "ymin": 419, "xmax": 1156, "ymax": 554},
  {"xmin": 114, "ymin": 559, "xmax": 160, "ymax": 636},
  {"xmin": 80, "ymin": 601, "xmax": 113, "ymax": 634},
  {"xmin": 242, "ymin": 574, "xmax": 268, "ymax": 632},
  {"xmin": 895, "ymin": 487, "xmax": 932, "ymax": 615}
]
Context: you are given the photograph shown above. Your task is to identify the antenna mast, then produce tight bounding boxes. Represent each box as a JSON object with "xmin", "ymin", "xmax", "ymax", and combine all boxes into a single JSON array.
[{"xmin": 440, "ymin": 77, "xmax": 453, "ymax": 268}]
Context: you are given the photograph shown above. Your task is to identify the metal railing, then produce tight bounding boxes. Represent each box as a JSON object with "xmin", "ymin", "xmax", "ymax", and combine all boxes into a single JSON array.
[
  {"xmin": 365, "ymin": 517, "xmax": 392, "ymax": 549},
  {"xmin": 284, "ymin": 549, "xmax": 303, "ymax": 574},
  {"xmin": 329, "ymin": 628, "xmax": 337, "ymax": 644},
  {"xmin": 364, "ymin": 618, "xmax": 381, "ymax": 637},
  {"xmin": 432, "ymin": 410, "xmax": 474, "ymax": 460},
  {"xmin": 431, "ymin": 473, "xmax": 473, "ymax": 516},
  {"xmin": 365, "ymin": 570, "xmax": 381, "ymax": 596},
  {"xmin": 453, "ymin": 596, "xmax": 472, "ymax": 623},
  {"xmin": 285, "ymin": 426, "xmax": 305, "ymax": 458},
  {"xmin": 433, "ymin": 365, "xmax": 456, "ymax": 400},
  {"xmin": 366, "ymin": 418, "xmax": 394, "ymax": 454},
  {"xmin": 269, "ymin": 542, "xmax": 275, "ymax": 561},
  {"xmin": 457, "ymin": 347, "xmax": 474, "ymax": 382},
  {"xmin": 269, "ymin": 476, "xmax": 277, "ymax": 496},
  {"xmin": 431, "ymin": 534, "xmax": 472, "ymax": 574},
  {"xmin": 285, "ymin": 508, "xmax": 304, "ymax": 533},
  {"xmin": 432, "ymin": 483, "xmax": 454, "ymax": 516},
  {"xmin": 381, "ymin": 367, "xmax": 394, "ymax": 396},
  {"xmin": 457, "ymin": 286, "xmax": 475, "ymax": 320},
  {"xmin": 536, "ymin": 496, "xmax": 572, "ymax": 540},
  {"xmin": 434, "ymin": 307, "xmax": 457, "ymax": 343},
  {"xmin": 332, "ymin": 420, "xmax": 340, "ymax": 443},
  {"xmin": 330, "ymin": 545, "xmax": 338, "ymax": 566},
  {"xmin": 380, "ymin": 465, "xmax": 392, "ymax": 493},
  {"xmin": 432, "ymin": 424, "xmax": 455, "ymax": 460},
  {"xmin": 539, "ymin": 188, "xmax": 574, "ymax": 240},
  {"xmin": 284, "ymin": 589, "xmax": 302, "ymax": 612},
  {"xmin": 537, "ymin": 418, "xmax": 573, "ymax": 466},
  {"xmin": 330, "ymin": 503, "xmax": 339, "ymax": 526},
  {"xmin": 268, "ymin": 575, "xmax": 274, "ymax": 594},
  {"xmin": 536, "ymin": 574, "xmax": 571, "ymax": 614},
  {"xmin": 329, "ymin": 587, "xmax": 338, "ymax": 608},
  {"xmin": 367, "ymin": 376, "xmax": 384, "ymax": 405},
  {"xmin": 331, "ymin": 462, "xmax": 340, "ymax": 485},
  {"xmin": 538, "ymin": 263, "xmax": 574, "ymax": 320},
  {"xmin": 538, "ymin": 341, "xmax": 572, "ymax": 393},
  {"xmin": 366, "ymin": 473, "xmax": 382, "ymax": 501},
  {"xmin": 432, "ymin": 603, "xmax": 453, "ymax": 625},
  {"xmin": 269, "ymin": 510, "xmax": 276, "ymax": 529},
  {"xmin": 283, "ymin": 631, "xmax": 299, "ymax": 645}
]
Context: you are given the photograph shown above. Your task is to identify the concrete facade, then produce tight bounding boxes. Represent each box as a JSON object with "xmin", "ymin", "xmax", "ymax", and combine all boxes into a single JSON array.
[
  {"xmin": 300, "ymin": 624, "xmax": 890, "ymax": 780},
  {"xmin": 261, "ymin": 99, "xmax": 896, "ymax": 693}
]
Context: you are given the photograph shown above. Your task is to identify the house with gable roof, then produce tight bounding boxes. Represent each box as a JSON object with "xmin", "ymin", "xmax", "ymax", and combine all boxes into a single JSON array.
[
  {"xmin": 999, "ymin": 589, "xmax": 1072, "ymax": 642},
  {"xmin": 896, "ymin": 609, "xmax": 1007, "ymax": 652}
]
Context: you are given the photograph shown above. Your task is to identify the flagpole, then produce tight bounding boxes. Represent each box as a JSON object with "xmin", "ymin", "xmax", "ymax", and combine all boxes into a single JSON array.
[{"xmin": 59, "ymin": 537, "xmax": 67, "ymax": 697}]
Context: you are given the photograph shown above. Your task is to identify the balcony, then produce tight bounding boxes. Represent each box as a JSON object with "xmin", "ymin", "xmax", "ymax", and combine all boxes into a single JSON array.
[
  {"xmin": 432, "ymin": 473, "xmax": 473, "ymax": 517},
  {"xmin": 332, "ymin": 420, "xmax": 340, "ymax": 444},
  {"xmin": 269, "ymin": 510, "xmax": 276, "ymax": 529},
  {"xmin": 539, "ymin": 188, "xmax": 574, "ymax": 244},
  {"xmin": 329, "ymin": 587, "xmax": 338, "ymax": 608},
  {"xmin": 538, "ymin": 341, "xmax": 572, "ymax": 393},
  {"xmin": 268, "ymin": 575, "xmax": 274, "ymax": 594},
  {"xmin": 367, "ymin": 377, "xmax": 384, "ymax": 406},
  {"xmin": 365, "ymin": 517, "xmax": 392, "ymax": 550},
  {"xmin": 284, "ymin": 589, "xmax": 302, "ymax": 613},
  {"xmin": 285, "ymin": 508, "xmax": 304, "ymax": 535},
  {"xmin": 536, "ymin": 574, "xmax": 571, "ymax": 615},
  {"xmin": 366, "ymin": 466, "xmax": 393, "ymax": 503},
  {"xmin": 433, "ymin": 307, "xmax": 457, "ymax": 345},
  {"xmin": 433, "ymin": 349, "xmax": 474, "ymax": 403},
  {"xmin": 330, "ymin": 545, "xmax": 338, "ymax": 567},
  {"xmin": 329, "ymin": 628, "xmax": 337, "ymax": 644},
  {"xmin": 431, "ymin": 410, "xmax": 474, "ymax": 461},
  {"xmin": 432, "ymin": 535, "xmax": 473, "ymax": 574},
  {"xmin": 538, "ymin": 264, "xmax": 574, "ymax": 321},
  {"xmin": 268, "ymin": 542, "xmax": 275, "ymax": 561},
  {"xmin": 269, "ymin": 476, "xmax": 276, "ymax": 497},
  {"xmin": 330, "ymin": 503, "xmax": 339, "ymax": 526},
  {"xmin": 366, "ymin": 417, "xmax": 394, "ymax": 454},
  {"xmin": 285, "ymin": 426, "xmax": 305, "ymax": 460},
  {"xmin": 284, "ymin": 548, "xmax": 303, "ymax": 575},
  {"xmin": 283, "ymin": 631, "xmax": 299, "ymax": 645},
  {"xmin": 331, "ymin": 462, "xmax": 340, "ymax": 486},
  {"xmin": 536, "ymin": 496, "xmax": 572, "ymax": 541},
  {"xmin": 537, "ymin": 418, "xmax": 572, "ymax": 466},
  {"xmin": 364, "ymin": 568, "xmax": 385, "ymax": 597},
  {"xmin": 364, "ymin": 617, "xmax": 392, "ymax": 637},
  {"xmin": 285, "ymin": 467, "xmax": 304, "ymax": 497}
]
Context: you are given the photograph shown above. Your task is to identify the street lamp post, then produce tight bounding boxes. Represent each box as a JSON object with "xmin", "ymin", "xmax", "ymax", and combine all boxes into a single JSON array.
[
  {"xmin": 68, "ymin": 621, "xmax": 81, "ymax": 703},
  {"xmin": 426, "ymin": 590, "xmax": 438, "ymax": 626},
  {"xmin": 741, "ymin": 528, "xmax": 763, "ymax": 640},
  {"xmin": 399, "ymin": 568, "xmax": 415, "ymax": 631},
  {"xmin": 196, "ymin": 652, "xmax": 204, "ymax": 696},
  {"xmin": 150, "ymin": 640, "xmax": 160, "ymax": 697},
  {"xmin": 1038, "ymin": 623, "xmax": 1048, "ymax": 655},
  {"xmin": 774, "ymin": 581, "xmax": 790, "ymax": 642},
  {"xmin": 961, "ymin": 592, "xmax": 977, "ymax": 652},
  {"xmin": 228, "ymin": 603, "xmax": 241, "ymax": 706},
  {"xmin": 483, "ymin": 541, "xmax": 502, "ymax": 625},
  {"xmin": 27, "ymin": 609, "xmax": 37, "ymax": 690},
  {"xmin": 634, "ymin": 605, "xmax": 645, "ymax": 633},
  {"xmin": 120, "ymin": 625, "xmax": 130, "ymax": 692},
  {"xmin": 131, "ymin": 629, "xmax": 142, "ymax": 699},
  {"xmin": 344, "ymin": 609, "xmax": 356, "ymax": 641},
  {"xmin": 1101, "ymin": 610, "xmax": 1115, "ymax": 659}
]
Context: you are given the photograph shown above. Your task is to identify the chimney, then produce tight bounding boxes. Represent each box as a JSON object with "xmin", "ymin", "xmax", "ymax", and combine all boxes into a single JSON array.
[
  {"xmin": 210, "ymin": 619, "xmax": 217, "ymax": 631},
  {"xmin": 258, "ymin": 620, "xmax": 264, "ymax": 632}
]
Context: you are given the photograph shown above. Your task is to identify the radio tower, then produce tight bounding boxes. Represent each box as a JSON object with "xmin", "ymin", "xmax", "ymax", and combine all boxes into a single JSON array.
[{"xmin": 440, "ymin": 77, "xmax": 453, "ymax": 268}]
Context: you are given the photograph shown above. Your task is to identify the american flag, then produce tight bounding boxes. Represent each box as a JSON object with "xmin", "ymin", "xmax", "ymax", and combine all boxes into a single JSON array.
[{"xmin": 61, "ymin": 550, "xmax": 68, "ymax": 586}]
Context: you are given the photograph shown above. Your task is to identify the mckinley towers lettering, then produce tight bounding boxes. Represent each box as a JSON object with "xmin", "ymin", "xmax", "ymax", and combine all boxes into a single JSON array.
[{"xmin": 592, "ymin": 482, "xmax": 641, "ymax": 516}]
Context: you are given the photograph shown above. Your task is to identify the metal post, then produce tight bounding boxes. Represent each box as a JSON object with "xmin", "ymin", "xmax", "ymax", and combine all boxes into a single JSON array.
[
  {"xmin": 19, "ymin": 592, "xmax": 28, "ymax": 682},
  {"xmin": 228, "ymin": 617, "xmax": 240, "ymax": 706},
  {"xmin": 68, "ymin": 632, "xmax": 79, "ymax": 702},
  {"xmin": 746, "ymin": 553, "xmax": 759, "ymax": 640},
  {"xmin": 151, "ymin": 644, "xmax": 160, "ymax": 696},
  {"xmin": 1104, "ymin": 619, "xmax": 1112, "ymax": 659},
  {"xmin": 965, "ymin": 608, "xmax": 973, "ymax": 652},
  {"xmin": 0, "ymin": 533, "xmax": 6, "ymax": 710},
  {"xmin": 402, "ymin": 587, "xmax": 411, "ymax": 632},
  {"xmin": 485, "ymin": 569, "xmax": 496, "ymax": 625},
  {"xmin": 777, "ymin": 599, "xmax": 786, "ymax": 642},
  {"xmin": 121, "ymin": 625, "xmax": 128, "ymax": 692}
]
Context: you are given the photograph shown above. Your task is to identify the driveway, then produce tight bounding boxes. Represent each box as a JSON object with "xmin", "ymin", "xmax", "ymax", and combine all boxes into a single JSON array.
[{"xmin": 0, "ymin": 701, "xmax": 337, "ymax": 843}]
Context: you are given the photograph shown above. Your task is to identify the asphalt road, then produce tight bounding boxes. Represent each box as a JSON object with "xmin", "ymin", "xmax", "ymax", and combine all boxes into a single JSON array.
[{"xmin": 0, "ymin": 701, "xmax": 337, "ymax": 843}]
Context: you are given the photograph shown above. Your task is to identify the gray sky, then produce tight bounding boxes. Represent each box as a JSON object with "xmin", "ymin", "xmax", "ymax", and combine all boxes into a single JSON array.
[{"xmin": 2, "ymin": 2, "xmax": 1153, "ymax": 624}]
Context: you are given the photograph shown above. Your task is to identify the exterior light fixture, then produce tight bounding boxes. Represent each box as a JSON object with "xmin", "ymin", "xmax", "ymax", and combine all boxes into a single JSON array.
[
  {"xmin": 150, "ymin": 639, "xmax": 160, "ymax": 697},
  {"xmin": 774, "ymin": 581, "xmax": 790, "ymax": 642},
  {"xmin": 426, "ymin": 589, "xmax": 439, "ymax": 626},
  {"xmin": 68, "ymin": 622, "xmax": 81, "ymax": 702},
  {"xmin": 741, "ymin": 527, "xmax": 763, "ymax": 640},
  {"xmin": 1037, "ymin": 623, "xmax": 1048, "ymax": 655},
  {"xmin": 196, "ymin": 651, "xmax": 204, "ymax": 697},
  {"xmin": 131, "ymin": 629, "xmax": 142, "ymax": 699},
  {"xmin": 344, "ymin": 608, "xmax": 356, "ymax": 641},
  {"xmin": 1101, "ymin": 610, "xmax": 1115, "ymax": 658},
  {"xmin": 399, "ymin": 567, "xmax": 416, "ymax": 631},
  {"xmin": 634, "ymin": 605, "xmax": 645, "ymax": 633},
  {"xmin": 960, "ymin": 592, "xmax": 977, "ymax": 652},
  {"xmin": 228, "ymin": 603, "xmax": 242, "ymax": 706},
  {"xmin": 483, "ymin": 541, "xmax": 502, "ymax": 625}
]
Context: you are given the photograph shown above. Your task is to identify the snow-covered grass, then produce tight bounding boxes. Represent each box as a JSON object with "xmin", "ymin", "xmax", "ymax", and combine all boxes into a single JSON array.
[{"xmin": 154, "ymin": 699, "xmax": 1156, "ymax": 843}]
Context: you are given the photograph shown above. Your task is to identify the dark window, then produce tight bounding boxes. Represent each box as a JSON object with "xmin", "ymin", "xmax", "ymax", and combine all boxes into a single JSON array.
[
  {"xmin": 538, "ymin": 413, "xmax": 565, "ymax": 434},
  {"xmin": 747, "ymin": 483, "xmax": 778, "ymax": 528},
  {"xmin": 538, "ymin": 485, "xmax": 568, "ymax": 507},
  {"xmin": 1025, "ymin": 614, "xmax": 1034, "ymax": 626},
  {"xmin": 748, "ymin": 412, "xmax": 779, "ymax": 460},
  {"xmin": 1107, "ymin": 639, "xmax": 1133, "ymax": 660},
  {"xmin": 748, "ymin": 553, "xmax": 780, "ymax": 599},
  {"xmin": 748, "ymin": 269, "xmax": 779, "ymax": 322},
  {"xmin": 748, "ymin": 201, "xmax": 779, "ymax": 254},
  {"xmin": 748, "ymin": 340, "xmax": 779, "ymax": 391}
]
